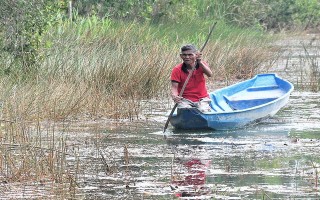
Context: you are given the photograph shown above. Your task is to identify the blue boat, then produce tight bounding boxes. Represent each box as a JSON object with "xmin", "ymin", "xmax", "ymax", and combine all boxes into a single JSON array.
[{"xmin": 169, "ymin": 73, "xmax": 294, "ymax": 130}]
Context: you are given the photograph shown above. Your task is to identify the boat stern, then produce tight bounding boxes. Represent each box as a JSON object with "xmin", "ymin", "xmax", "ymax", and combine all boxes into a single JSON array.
[{"xmin": 170, "ymin": 108, "xmax": 209, "ymax": 129}]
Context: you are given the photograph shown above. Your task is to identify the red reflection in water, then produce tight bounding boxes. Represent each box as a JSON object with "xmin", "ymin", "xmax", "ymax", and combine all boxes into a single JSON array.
[{"xmin": 172, "ymin": 158, "xmax": 211, "ymax": 198}]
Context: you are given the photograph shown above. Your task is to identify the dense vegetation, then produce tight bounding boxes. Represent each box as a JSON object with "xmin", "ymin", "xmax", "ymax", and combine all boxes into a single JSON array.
[
  {"xmin": 0, "ymin": 0, "xmax": 319, "ymax": 120},
  {"xmin": 72, "ymin": 0, "xmax": 320, "ymax": 30}
]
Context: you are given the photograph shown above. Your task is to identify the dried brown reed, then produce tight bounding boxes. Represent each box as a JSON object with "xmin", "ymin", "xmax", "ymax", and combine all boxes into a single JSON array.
[
  {"xmin": 298, "ymin": 42, "xmax": 320, "ymax": 92},
  {"xmin": 0, "ymin": 116, "xmax": 80, "ymax": 198},
  {"xmin": 205, "ymin": 36, "xmax": 281, "ymax": 86},
  {"xmin": 276, "ymin": 33, "xmax": 320, "ymax": 92}
]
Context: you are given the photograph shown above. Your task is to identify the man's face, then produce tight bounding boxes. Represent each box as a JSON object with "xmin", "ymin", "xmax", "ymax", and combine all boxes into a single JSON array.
[{"xmin": 180, "ymin": 50, "xmax": 196, "ymax": 65}]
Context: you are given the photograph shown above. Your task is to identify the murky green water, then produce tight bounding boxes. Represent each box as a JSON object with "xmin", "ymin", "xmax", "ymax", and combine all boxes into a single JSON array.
[{"xmin": 73, "ymin": 91, "xmax": 320, "ymax": 200}]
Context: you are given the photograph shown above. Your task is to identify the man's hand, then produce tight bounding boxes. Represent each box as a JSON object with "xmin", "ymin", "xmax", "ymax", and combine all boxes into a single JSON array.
[
  {"xmin": 196, "ymin": 51, "xmax": 202, "ymax": 63},
  {"xmin": 172, "ymin": 94, "xmax": 182, "ymax": 103},
  {"xmin": 195, "ymin": 52, "xmax": 213, "ymax": 77},
  {"xmin": 171, "ymin": 81, "xmax": 182, "ymax": 103}
]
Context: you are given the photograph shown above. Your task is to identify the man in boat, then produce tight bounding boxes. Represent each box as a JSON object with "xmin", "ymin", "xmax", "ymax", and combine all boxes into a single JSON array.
[{"xmin": 171, "ymin": 44, "xmax": 213, "ymax": 113}]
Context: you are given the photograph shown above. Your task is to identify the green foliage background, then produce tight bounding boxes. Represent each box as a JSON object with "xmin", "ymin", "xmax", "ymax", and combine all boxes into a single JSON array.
[
  {"xmin": 71, "ymin": 0, "xmax": 320, "ymax": 29},
  {"xmin": 0, "ymin": 0, "xmax": 63, "ymax": 73},
  {"xmin": 1, "ymin": 0, "xmax": 319, "ymax": 71}
]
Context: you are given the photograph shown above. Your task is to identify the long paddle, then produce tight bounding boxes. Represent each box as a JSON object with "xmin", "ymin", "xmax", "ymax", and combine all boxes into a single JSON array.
[{"xmin": 163, "ymin": 22, "xmax": 217, "ymax": 134}]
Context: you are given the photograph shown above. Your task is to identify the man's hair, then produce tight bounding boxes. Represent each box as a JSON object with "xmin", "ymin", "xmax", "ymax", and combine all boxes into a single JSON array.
[{"xmin": 181, "ymin": 44, "xmax": 197, "ymax": 52}]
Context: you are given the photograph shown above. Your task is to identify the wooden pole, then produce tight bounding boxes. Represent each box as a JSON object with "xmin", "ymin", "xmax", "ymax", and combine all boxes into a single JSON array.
[{"xmin": 68, "ymin": 1, "xmax": 72, "ymax": 20}]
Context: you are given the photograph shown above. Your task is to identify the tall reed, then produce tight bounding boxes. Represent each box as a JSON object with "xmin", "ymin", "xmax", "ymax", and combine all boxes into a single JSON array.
[
  {"xmin": 0, "ymin": 17, "xmax": 280, "ymax": 121},
  {"xmin": 298, "ymin": 42, "xmax": 320, "ymax": 92},
  {"xmin": 0, "ymin": 116, "xmax": 79, "ymax": 198},
  {"xmin": 52, "ymin": 19, "xmax": 277, "ymax": 117}
]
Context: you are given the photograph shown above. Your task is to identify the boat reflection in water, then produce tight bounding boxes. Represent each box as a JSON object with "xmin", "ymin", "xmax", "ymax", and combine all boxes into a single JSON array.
[{"xmin": 171, "ymin": 157, "xmax": 211, "ymax": 198}]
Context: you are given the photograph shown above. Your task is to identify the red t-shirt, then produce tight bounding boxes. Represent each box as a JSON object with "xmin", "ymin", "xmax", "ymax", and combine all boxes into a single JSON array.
[{"xmin": 171, "ymin": 63, "xmax": 209, "ymax": 102}]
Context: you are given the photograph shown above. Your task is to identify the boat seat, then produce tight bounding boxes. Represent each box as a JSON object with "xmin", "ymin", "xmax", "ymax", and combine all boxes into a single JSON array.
[
  {"xmin": 209, "ymin": 94, "xmax": 234, "ymax": 112},
  {"xmin": 224, "ymin": 95, "xmax": 277, "ymax": 110},
  {"xmin": 246, "ymin": 85, "xmax": 279, "ymax": 91},
  {"xmin": 223, "ymin": 85, "xmax": 283, "ymax": 110}
]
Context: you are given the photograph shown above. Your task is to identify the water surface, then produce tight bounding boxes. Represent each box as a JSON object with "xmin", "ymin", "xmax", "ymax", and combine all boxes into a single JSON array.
[{"xmin": 73, "ymin": 91, "xmax": 320, "ymax": 200}]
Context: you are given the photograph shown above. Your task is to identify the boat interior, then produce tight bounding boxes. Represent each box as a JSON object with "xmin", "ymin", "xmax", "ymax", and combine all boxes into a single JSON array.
[{"xmin": 209, "ymin": 74, "xmax": 289, "ymax": 112}]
